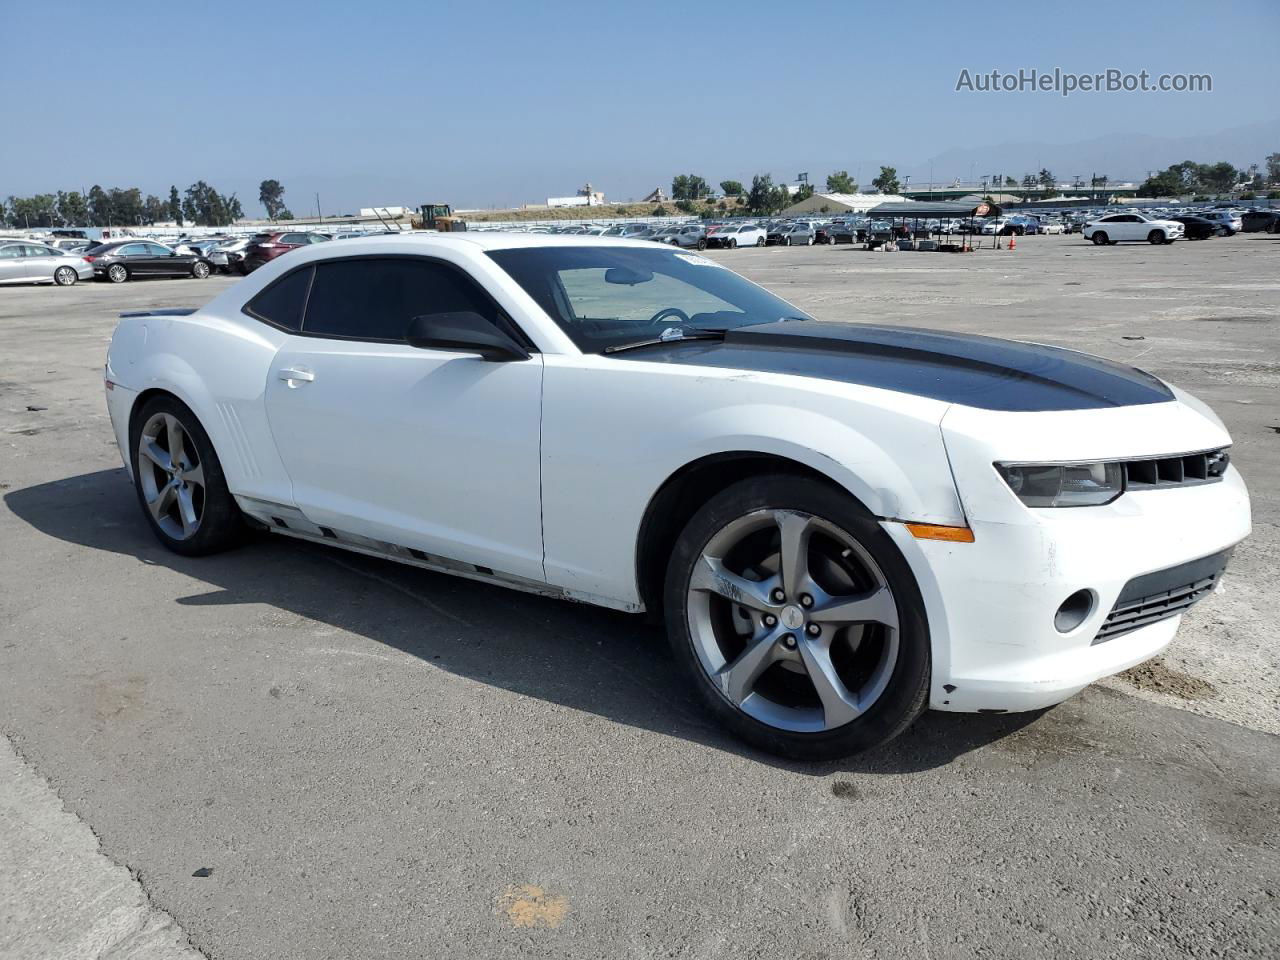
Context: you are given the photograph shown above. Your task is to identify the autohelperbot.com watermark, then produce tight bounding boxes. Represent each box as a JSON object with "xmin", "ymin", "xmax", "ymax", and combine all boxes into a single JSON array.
[{"xmin": 955, "ymin": 68, "xmax": 1212, "ymax": 97}]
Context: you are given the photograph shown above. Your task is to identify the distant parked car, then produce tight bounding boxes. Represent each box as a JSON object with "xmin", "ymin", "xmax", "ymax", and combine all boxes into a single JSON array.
[
  {"xmin": 705, "ymin": 223, "xmax": 766, "ymax": 248},
  {"xmin": 1166, "ymin": 216, "xmax": 1218, "ymax": 241},
  {"xmin": 1082, "ymin": 214, "xmax": 1185, "ymax": 245},
  {"xmin": 243, "ymin": 231, "xmax": 330, "ymax": 272},
  {"xmin": 1038, "ymin": 220, "xmax": 1065, "ymax": 235},
  {"xmin": 1197, "ymin": 210, "xmax": 1242, "ymax": 235},
  {"xmin": 48, "ymin": 238, "xmax": 92, "ymax": 251},
  {"xmin": 84, "ymin": 240, "xmax": 213, "ymax": 282},
  {"xmin": 0, "ymin": 240, "xmax": 94, "ymax": 286},
  {"xmin": 1240, "ymin": 210, "xmax": 1280, "ymax": 233},
  {"xmin": 766, "ymin": 223, "xmax": 814, "ymax": 246}
]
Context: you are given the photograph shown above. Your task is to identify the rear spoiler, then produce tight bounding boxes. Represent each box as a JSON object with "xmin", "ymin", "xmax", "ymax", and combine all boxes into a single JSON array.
[{"xmin": 118, "ymin": 308, "xmax": 198, "ymax": 319}]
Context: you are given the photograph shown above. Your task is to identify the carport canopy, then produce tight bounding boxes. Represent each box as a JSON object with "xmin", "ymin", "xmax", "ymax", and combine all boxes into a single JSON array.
[{"xmin": 864, "ymin": 200, "xmax": 1002, "ymax": 219}]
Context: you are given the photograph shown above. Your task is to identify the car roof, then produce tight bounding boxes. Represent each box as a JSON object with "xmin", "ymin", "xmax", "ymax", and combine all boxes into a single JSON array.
[{"xmin": 302, "ymin": 232, "xmax": 675, "ymax": 254}]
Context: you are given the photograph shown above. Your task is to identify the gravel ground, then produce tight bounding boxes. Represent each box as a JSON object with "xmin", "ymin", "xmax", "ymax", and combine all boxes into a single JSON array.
[{"xmin": 1, "ymin": 234, "xmax": 1277, "ymax": 959}]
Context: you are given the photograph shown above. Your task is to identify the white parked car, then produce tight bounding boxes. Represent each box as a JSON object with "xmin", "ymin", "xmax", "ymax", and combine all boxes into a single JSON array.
[
  {"xmin": 707, "ymin": 224, "xmax": 766, "ymax": 248},
  {"xmin": 103, "ymin": 235, "xmax": 1251, "ymax": 759},
  {"xmin": 1038, "ymin": 220, "xmax": 1065, "ymax": 235},
  {"xmin": 1083, "ymin": 213, "xmax": 1185, "ymax": 245}
]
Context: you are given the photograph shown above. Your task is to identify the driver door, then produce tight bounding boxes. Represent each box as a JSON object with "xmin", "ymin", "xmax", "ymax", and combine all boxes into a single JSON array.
[{"xmin": 263, "ymin": 255, "xmax": 546, "ymax": 581}]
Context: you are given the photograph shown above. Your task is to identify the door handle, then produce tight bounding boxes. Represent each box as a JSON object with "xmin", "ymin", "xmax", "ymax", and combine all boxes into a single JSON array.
[{"xmin": 278, "ymin": 367, "xmax": 315, "ymax": 385}]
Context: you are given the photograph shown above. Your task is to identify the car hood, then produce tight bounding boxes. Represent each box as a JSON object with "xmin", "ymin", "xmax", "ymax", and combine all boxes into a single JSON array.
[{"xmin": 614, "ymin": 320, "xmax": 1174, "ymax": 412}]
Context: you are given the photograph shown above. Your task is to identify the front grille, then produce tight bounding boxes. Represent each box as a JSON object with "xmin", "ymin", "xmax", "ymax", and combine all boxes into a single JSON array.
[
  {"xmin": 1120, "ymin": 449, "xmax": 1228, "ymax": 490},
  {"xmin": 1093, "ymin": 549, "xmax": 1233, "ymax": 644}
]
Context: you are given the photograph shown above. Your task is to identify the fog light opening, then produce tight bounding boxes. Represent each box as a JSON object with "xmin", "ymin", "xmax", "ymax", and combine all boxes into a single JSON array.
[{"xmin": 1054, "ymin": 589, "xmax": 1096, "ymax": 634}]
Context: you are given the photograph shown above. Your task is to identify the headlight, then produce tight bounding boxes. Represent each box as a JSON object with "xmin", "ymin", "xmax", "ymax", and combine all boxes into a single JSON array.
[{"xmin": 995, "ymin": 461, "xmax": 1124, "ymax": 507}]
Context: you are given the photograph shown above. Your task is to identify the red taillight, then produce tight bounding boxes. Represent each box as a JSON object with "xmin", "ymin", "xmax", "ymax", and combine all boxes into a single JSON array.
[{"xmin": 83, "ymin": 255, "xmax": 96, "ymax": 262}]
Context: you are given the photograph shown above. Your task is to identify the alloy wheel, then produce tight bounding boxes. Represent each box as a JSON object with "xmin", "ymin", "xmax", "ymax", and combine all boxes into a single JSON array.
[
  {"xmin": 136, "ymin": 412, "xmax": 206, "ymax": 540},
  {"xmin": 108, "ymin": 264, "xmax": 128, "ymax": 282},
  {"xmin": 54, "ymin": 267, "xmax": 76, "ymax": 286},
  {"xmin": 686, "ymin": 509, "xmax": 899, "ymax": 733}
]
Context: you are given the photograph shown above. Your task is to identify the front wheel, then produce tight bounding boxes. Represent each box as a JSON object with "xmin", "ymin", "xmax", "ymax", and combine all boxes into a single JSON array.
[
  {"xmin": 783, "ymin": 236, "xmax": 792, "ymax": 246},
  {"xmin": 1148, "ymin": 231, "xmax": 1165, "ymax": 245},
  {"xmin": 756, "ymin": 237, "xmax": 765, "ymax": 247},
  {"xmin": 192, "ymin": 261, "xmax": 211, "ymax": 278},
  {"xmin": 129, "ymin": 395, "xmax": 243, "ymax": 556},
  {"xmin": 1091, "ymin": 232, "xmax": 1109, "ymax": 246},
  {"xmin": 107, "ymin": 263, "xmax": 129, "ymax": 283},
  {"xmin": 728, "ymin": 238, "xmax": 737, "ymax": 249},
  {"xmin": 664, "ymin": 475, "xmax": 930, "ymax": 759},
  {"xmin": 54, "ymin": 266, "xmax": 78, "ymax": 286}
]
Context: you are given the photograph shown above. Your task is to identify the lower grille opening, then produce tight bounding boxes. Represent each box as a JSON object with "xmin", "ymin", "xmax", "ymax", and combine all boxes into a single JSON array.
[{"xmin": 1094, "ymin": 549, "xmax": 1233, "ymax": 644}]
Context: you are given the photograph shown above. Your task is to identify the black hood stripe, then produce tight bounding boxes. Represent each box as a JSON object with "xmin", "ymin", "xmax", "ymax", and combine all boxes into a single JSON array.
[{"xmin": 614, "ymin": 321, "xmax": 1173, "ymax": 413}]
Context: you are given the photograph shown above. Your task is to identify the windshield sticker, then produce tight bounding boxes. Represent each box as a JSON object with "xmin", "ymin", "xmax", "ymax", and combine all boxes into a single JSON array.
[{"xmin": 674, "ymin": 253, "xmax": 725, "ymax": 268}]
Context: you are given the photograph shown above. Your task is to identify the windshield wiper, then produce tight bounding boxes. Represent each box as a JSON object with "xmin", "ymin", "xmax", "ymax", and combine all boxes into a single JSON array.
[{"xmin": 603, "ymin": 329, "xmax": 729, "ymax": 355}]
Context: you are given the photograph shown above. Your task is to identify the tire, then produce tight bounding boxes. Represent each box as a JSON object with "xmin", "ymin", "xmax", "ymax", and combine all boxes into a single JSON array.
[
  {"xmin": 192, "ymin": 260, "xmax": 211, "ymax": 279},
  {"xmin": 728, "ymin": 238, "xmax": 737, "ymax": 249},
  {"xmin": 1148, "ymin": 231, "xmax": 1164, "ymax": 245},
  {"xmin": 128, "ymin": 394, "xmax": 244, "ymax": 557},
  {"xmin": 806, "ymin": 237, "xmax": 813, "ymax": 245},
  {"xmin": 756, "ymin": 237, "xmax": 765, "ymax": 247},
  {"xmin": 663, "ymin": 475, "xmax": 930, "ymax": 759},
  {"xmin": 696, "ymin": 238, "xmax": 707, "ymax": 251},
  {"xmin": 54, "ymin": 266, "xmax": 78, "ymax": 286},
  {"xmin": 107, "ymin": 263, "xmax": 129, "ymax": 283},
  {"xmin": 1091, "ymin": 232, "xmax": 1109, "ymax": 246},
  {"xmin": 783, "ymin": 237, "xmax": 791, "ymax": 246}
]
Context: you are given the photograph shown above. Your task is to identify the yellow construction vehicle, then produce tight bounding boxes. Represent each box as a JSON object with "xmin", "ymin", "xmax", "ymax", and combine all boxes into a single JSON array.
[{"xmin": 420, "ymin": 204, "xmax": 467, "ymax": 232}]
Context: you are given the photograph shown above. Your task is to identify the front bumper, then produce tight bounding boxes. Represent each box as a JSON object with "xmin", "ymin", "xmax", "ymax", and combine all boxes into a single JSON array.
[{"xmin": 896, "ymin": 394, "xmax": 1251, "ymax": 713}]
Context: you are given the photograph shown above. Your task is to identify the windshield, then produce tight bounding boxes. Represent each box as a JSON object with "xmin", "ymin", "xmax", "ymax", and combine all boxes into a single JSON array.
[{"xmin": 487, "ymin": 245, "xmax": 810, "ymax": 354}]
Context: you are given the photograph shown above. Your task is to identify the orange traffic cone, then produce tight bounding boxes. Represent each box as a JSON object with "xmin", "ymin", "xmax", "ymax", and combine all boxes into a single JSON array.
[{"xmin": 1009, "ymin": 234, "xmax": 1017, "ymax": 251}]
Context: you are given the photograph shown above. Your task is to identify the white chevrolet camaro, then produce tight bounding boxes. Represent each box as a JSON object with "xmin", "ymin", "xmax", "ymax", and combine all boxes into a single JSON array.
[{"xmin": 103, "ymin": 234, "xmax": 1251, "ymax": 758}]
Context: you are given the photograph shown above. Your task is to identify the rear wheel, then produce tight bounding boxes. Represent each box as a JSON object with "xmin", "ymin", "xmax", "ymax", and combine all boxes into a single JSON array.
[
  {"xmin": 783, "ymin": 236, "xmax": 792, "ymax": 246},
  {"xmin": 664, "ymin": 475, "xmax": 930, "ymax": 759},
  {"xmin": 54, "ymin": 266, "xmax": 78, "ymax": 286},
  {"xmin": 192, "ymin": 260, "xmax": 211, "ymax": 278},
  {"xmin": 107, "ymin": 263, "xmax": 129, "ymax": 283},
  {"xmin": 728, "ymin": 238, "xmax": 737, "ymax": 249},
  {"xmin": 696, "ymin": 238, "xmax": 707, "ymax": 251},
  {"xmin": 129, "ymin": 395, "xmax": 243, "ymax": 556},
  {"xmin": 756, "ymin": 237, "xmax": 765, "ymax": 247},
  {"xmin": 1091, "ymin": 232, "xmax": 1109, "ymax": 246}
]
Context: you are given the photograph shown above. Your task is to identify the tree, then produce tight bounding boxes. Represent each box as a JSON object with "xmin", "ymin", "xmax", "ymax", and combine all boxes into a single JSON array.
[
  {"xmin": 1266, "ymin": 153, "xmax": 1280, "ymax": 185},
  {"xmin": 143, "ymin": 194, "xmax": 168, "ymax": 224},
  {"xmin": 719, "ymin": 180, "xmax": 744, "ymax": 197},
  {"xmin": 87, "ymin": 185, "xmax": 111, "ymax": 225},
  {"xmin": 56, "ymin": 191, "xmax": 87, "ymax": 225},
  {"xmin": 871, "ymin": 166, "xmax": 899, "ymax": 194},
  {"xmin": 1037, "ymin": 168, "xmax": 1055, "ymax": 193},
  {"xmin": 1004, "ymin": 175, "xmax": 1018, "ymax": 187},
  {"xmin": 182, "ymin": 181, "xmax": 242, "ymax": 226},
  {"xmin": 825, "ymin": 170, "xmax": 857, "ymax": 193},
  {"xmin": 168, "ymin": 185, "xmax": 183, "ymax": 226},
  {"xmin": 671, "ymin": 174, "xmax": 709, "ymax": 200},
  {"xmin": 746, "ymin": 174, "xmax": 788, "ymax": 215},
  {"xmin": 675, "ymin": 199, "xmax": 697, "ymax": 214},
  {"xmin": 793, "ymin": 183, "xmax": 814, "ymax": 203},
  {"xmin": 259, "ymin": 179, "xmax": 287, "ymax": 219},
  {"xmin": 276, "ymin": 207, "xmax": 294, "ymax": 221},
  {"xmin": 652, "ymin": 204, "xmax": 669, "ymax": 216}
]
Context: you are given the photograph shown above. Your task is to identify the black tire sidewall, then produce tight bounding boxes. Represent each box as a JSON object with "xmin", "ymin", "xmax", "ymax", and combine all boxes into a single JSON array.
[
  {"xmin": 128, "ymin": 394, "xmax": 243, "ymax": 556},
  {"xmin": 663, "ymin": 475, "xmax": 931, "ymax": 759}
]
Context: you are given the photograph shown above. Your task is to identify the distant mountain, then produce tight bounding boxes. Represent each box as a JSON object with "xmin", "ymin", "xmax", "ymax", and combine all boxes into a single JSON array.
[{"xmin": 906, "ymin": 118, "xmax": 1280, "ymax": 185}]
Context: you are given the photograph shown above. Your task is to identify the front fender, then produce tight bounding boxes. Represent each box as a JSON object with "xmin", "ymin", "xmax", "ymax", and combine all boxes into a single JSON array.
[{"xmin": 539, "ymin": 355, "xmax": 961, "ymax": 606}]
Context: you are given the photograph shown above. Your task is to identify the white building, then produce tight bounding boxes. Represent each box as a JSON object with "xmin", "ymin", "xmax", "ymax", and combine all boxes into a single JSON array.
[{"xmin": 547, "ymin": 182, "xmax": 606, "ymax": 208}]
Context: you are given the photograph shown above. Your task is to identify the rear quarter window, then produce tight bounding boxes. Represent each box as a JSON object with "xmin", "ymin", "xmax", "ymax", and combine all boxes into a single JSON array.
[{"xmin": 243, "ymin": 266, "xmax": 313, "ymax": 332}]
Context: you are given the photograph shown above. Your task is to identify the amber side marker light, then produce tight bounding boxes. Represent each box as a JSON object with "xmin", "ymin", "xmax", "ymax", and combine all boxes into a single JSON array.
[{"xmin": 904, "ymin": 522, "xmax": 976, "ymax": 543}]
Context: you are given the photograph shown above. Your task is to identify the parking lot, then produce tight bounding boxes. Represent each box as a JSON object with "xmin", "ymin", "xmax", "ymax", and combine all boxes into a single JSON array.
[{"xmin": 2, "ymin": 234, "xmax": 1278, "ymax": 958}]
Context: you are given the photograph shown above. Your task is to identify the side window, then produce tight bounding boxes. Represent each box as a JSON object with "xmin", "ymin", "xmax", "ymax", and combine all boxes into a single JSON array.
[
  {"xmin": 23, "ymin": 245, "xmax": 55, "ymax": 257},
  {"xmin": 244, "ymin": 266, "xmax": 313, "ymax": 332},
  {"xmin": 302, "ymin": 258, "xmax": 501, "ymax": 343},
  {"xmin": 119, "ymin": 243, "xmax": 148, "ymax": 256},
  {"xmin": 0, "ymin": 246, "xmax": 20, "ymax": 259},
  {"xmin": 145, "ymin": 243, "xmax": 171, "ymax": 256},
  {"xmin": 308, "ymin": 234, "xmax": 329, "ymax": 243}
]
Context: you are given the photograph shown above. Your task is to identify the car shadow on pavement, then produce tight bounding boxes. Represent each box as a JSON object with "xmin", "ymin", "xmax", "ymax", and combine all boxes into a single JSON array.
[{"xmin": 5, "ymin": 470, "xmax": 1045, "ymax": 774}]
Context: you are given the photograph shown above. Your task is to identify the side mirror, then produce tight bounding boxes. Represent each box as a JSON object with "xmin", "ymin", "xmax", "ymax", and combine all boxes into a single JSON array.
[{"xmin": 406, "ymin": 312, "xmax": 530, "ymax": 362}]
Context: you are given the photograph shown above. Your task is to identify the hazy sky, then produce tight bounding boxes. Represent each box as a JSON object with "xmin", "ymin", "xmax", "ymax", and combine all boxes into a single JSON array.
[{"xmin": 3, "ymin": 0, "xmax": 1276, "ymax": 215}]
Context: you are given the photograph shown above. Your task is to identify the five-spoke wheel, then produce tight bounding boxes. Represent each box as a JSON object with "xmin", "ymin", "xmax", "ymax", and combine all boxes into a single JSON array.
[{"xmin": 665, "ymin": 475, "xmax": 929, "ymax": 758}]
